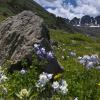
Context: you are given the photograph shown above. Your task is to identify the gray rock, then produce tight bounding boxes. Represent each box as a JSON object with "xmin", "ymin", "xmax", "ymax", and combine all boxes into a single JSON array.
[{"xmin": 0, "ymin": 11, "xmax": 50, "ymax": 65}]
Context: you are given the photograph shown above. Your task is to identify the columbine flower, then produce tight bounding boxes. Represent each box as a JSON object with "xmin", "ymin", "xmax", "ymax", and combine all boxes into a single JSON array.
[
  {"xmin": 20, "ymin": 68, "xmax": 26, "ymax": 74},
  {"xmin": 34, "ymin": 44, "xmax": 40, "ymax": 48},
  {"xmin": 63, "ymin": 49, "xmax": 65, "ymax": 51},
  {"xmin": 36, "ymin": 72, "xmax": 53, "ymax": 88},
  {"xmin": 74, "ymin": 97, "xmax": 78, "ymax": 100},
  {"xmin": 39, "ymin": 72, "xmax": 49, "ymax": 83},
  {"xmin": 60, "ymin": 85, "xmax": 68, "ymax": 94},
  {"xmin": 47, "ymin": 51, "xmax": 54, "ymax": 59},
  {"xmin": 78, "ymin": 54, "xmax": 100, "ymax": 69},
  {"xmin": 62, "ymin": 56, "xmax": 65, "ymax": 59},
  {"xmin": 61, "ymin": 80, "xmax": 68, "ymax": 87},
  {"xmin": 2, "ymin": 87, "xmax": 7, "ymax": 94},
  {"xmin": 86, "ymin": 62, "xmax": 94, "ymax": 69},
  {"xmin": 78, "ymin": 56, "xmax": 82, "ymax": 60},
  {"xmin": 98, "ymin": 83, "xmax": 100, "ymax": 86},
  {"xmin": 59, "ymin": 80, "xmax": 68, "ymax": 95},
  {"xmin": 0, "ymin": 74, "xmax": 7, "ymax": 83},
  {"xmin": 41, "ymin": 48, "xmax": 46, "ymax": 54},
  {"xmin": 52, "ymin": 81, "xmax": 59, "ymax": 90},
  {"xmin": 19, "ymin": 89, "xmax": 29, "ymax": 98},
  {"xmin": 79, "ymin": 59, "xmax": 86, "ymax": 65},
  {"xmin": 82, "ymin": 55, "xmax": 91, "ymax": 60},
  {"xmin": 96, "ymin": 66, "xmax": 100, "ymax": 70},
  {"xmin": 69, "ymin": 52, "xmax": 76, "ymax": 57},
  {"xmin": 47, "ymin": 73, "xmax": 53, "ymax": 80}
]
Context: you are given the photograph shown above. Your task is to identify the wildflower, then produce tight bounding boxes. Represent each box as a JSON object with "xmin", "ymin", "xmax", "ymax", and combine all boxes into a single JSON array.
[
  {"xmin": 61, "ymin": 80, "xmax": 68, "ymax": 87},
  {"xmin": 36, "ymin": 72, "xmax": 53, "ymax": 88},
  {"xmin": 54, "ymin": 73, "xmax": 62, "ymax": 80},
  {"xmin": 59, "ymin": 80, "xmax": 68, "ymax": 95},
  {"xmin": 0, "ymin": 74, "xmax": 7, "ymax": 83},
  {"xmin": 74, "ymin": 97, "xmax": 78, "ymax": 100},
  {"xmin": 78, "ymin": 54, "xmax": 100, "ymax": 69},
  {"xmin": 60, "ymin": 85, "xmax": 68, "ymax": 94},
  {"xmin": 79, "ymin": 59, "xmax": 86, "ymax": 65},
  {"xmin": 96, "ymin": 66, "xmax": 100, "ymax": 70},
  {"xmin": 47, "ymin": 73, "xmax": 53, "ymax": 80},
  {"xmin": 78, "ymin": 56, "xmax": 82, "ymax": 60},
  {"xmin": 47, "ymin": 51, "xmax": 54, "ymax": 59},
  {"xmin": 97, "ymin": 83, "xmax": 100, "ymax": 86},
  {"xmin": 62, "ymin": 49, "xmax": 65, "ymax": 51},
  {"xmin": 2, "ymin": 87, "xmax": 7, "ymax": 94},
  {"xmin": 52, "ymin": 81, "xmax": 59, "ymax": 90},
  {"xmin": 62, "ymin": 56, "xmax": 64, "ymax": 59},
  {"xmin": 39, "ymin": 72, "xmax": 49, "ymax": 83},
  {"xmin": 41, "ymin": 47, "xmax": 46, "ymax": 54},
  {"xmin": 20, "ymin": 68, "xmax": 26, "ymax": 74},
  {"xmin": 34, "ymin": 44, "xmax": 40, "ymax": 48},
  {"xmin": 19, "ymin": 89, "xmax": 29, "ymax": 98},
  {"xmin": 82, "ymin": 55, "xmax": 91, "ymax": 60},
  {"xmin": 86, "ymin": 62, "xmax": 94, "ymax": 69},
  {"xmin": 69, "ymin": 52, "xmax": 76, "ymax": 57}
]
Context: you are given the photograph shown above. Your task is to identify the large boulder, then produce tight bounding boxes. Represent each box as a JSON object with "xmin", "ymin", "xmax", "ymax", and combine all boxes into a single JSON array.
[{"xmin": 0, "ymin": 11, "xmax": 50, "ymax": 65}]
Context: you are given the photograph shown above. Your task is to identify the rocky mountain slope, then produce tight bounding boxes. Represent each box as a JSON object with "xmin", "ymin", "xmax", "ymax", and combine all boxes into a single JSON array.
[
  {"xmin": 70, "ymin": 15, "xmax": 100, "ymax": 26},
  {"xmin": 70, "ymin": 15, "xmax": 100, "ymax": 37},
  {"xmin": 0, "ymin": 0, "xmax": 77, "ymax": 33}
]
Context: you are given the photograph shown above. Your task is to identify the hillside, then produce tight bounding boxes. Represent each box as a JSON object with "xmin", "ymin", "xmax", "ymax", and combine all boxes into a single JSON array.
[
  {"xmin": 0, "ymin": 0, "xmax": 77, "ymax": 33},
  {"xmin": 49, "ymin": 29, "xmax": 100, "ymax": 99},
  {"xmin": 0, "ymin": 28, "xmax": 100, "ymax": 99},
  {"xmin": 0, "ymin": 0, "xmax": 100, "ymax": 99},
  {"xmin": 75, "ymin": 26, "xmax": 100, "ymax": 37}
]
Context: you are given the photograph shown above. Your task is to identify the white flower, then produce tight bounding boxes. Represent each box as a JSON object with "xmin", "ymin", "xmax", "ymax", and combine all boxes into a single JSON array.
[
  {"xmin": 20, "ymin": 69, "xmax": 26, "ymax": 74},
  {"xmin": 63, "ymin": 49, "xmax": 65, "ymax": 51},
  {"xmin": 79, "ymin": 59, "xmax": 86, "ymax": 65},
  {"xmin": 34, "ymin": 44, "xmax": 39, "ymax": 48},
  {"xmin": 70, "ymin": 52, "xmax": 76, "ymax": 56},
  {"xmin": 0, "ymin": 74, "xmax": 7, "ymax": 83},
  {"xmin": 36, "ymin": 72, "xmax": 53, "ymax": 88},
  {"xmin": 36, "ymin": 50, "xmax": 41, "ymax": 55},
  {"xmin": 39, "ymin": 74, "xmax": 48, "ymax": 84},
  {"xmin": 60, "ymin": 86, "xmax": 68, "ymax": 94},
  {"xmin": 36, "ymin": 81, "xmax": 45, "ymax": 88},
  {"xmin": 74, "ymin": 97, "xmax": 78, "ymax": 100},
  {"xmin": 78, "ymin": 56, "xmax": 82, "ymax": 60},
  {"xmin": 86, "ymin": 62, "xmax": 94, "ymax": 68},
  {"xmin": 2, "ymin": 87, "xmax": 7, "ymax": 94},
  {"xmin": 52, "ymin": 81, "xmax": 59, "ymax": 90},
  {"xmin": 41, "ymin": 48, "xmax": 46, "ymax": 54},
  {"xmin": 82, "ymin": 55, "xmax": 91, "ymax": 60},
  {"xmin": 47, "ymin": 51, "xmax": 54, "ymax": 58},
  {"xmin": 59, "ymin": 80, "xmax": 68, "ymax": 95},
  {"xmin": 96, "ymin": 66, "xmax": 100, "ymax": 70},
  {"xmin": 36, "ymin": 72, "xmax": 49, "ymax": 88},
  {"xmin": 47, "ymin": 74, "xmax": 53, "ymax": 80},
  {"xmin": 61, "ymin": 80, "xmax": 68, "ymax": 87},
  {"xmin": 62, "ymin": 56, "xmax": 64, "ymax": 59}
]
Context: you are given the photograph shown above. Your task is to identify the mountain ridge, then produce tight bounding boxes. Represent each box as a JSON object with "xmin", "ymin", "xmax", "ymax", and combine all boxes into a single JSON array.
[{"xmin": 0, "ymin": 0, "xmax": 77, "ymax": 33}]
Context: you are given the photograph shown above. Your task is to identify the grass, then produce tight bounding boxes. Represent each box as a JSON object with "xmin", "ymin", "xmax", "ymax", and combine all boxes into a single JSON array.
[
  {"xmin": 0, "ymin": 25, "xmax": 100, "ymax": 99},
  {"xmin": 49, "ymin": 29, "xmax": 100, "ymax": 99}
]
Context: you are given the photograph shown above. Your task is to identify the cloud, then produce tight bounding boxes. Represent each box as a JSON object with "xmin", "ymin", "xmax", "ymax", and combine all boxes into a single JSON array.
[{"xmin": 34, "ymin": 0, "xmax": 100, "ymax": 19}]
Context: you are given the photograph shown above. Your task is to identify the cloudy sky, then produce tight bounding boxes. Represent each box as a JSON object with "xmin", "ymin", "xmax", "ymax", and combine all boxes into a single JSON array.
[{"xmin": 34, "ymin": 0, "xmax": 100, "ymax": 19}]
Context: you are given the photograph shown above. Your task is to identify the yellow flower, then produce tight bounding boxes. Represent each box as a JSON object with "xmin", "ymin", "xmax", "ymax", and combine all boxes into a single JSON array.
[
  {"xmin": 98, "ymin": 83, "xmax": 100, "ymax": 86},
  {"xmin": 54, "ymin": 73, "xmax": 62, "ymax": 80},
  {"xmin": 19, "ymin": 89, "xmax": 29, "ymax": 97}
]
